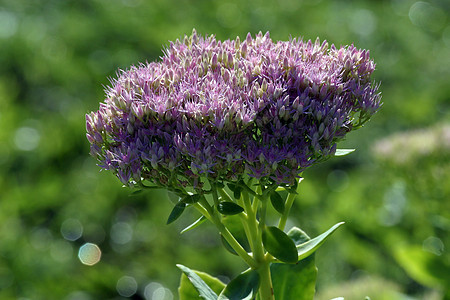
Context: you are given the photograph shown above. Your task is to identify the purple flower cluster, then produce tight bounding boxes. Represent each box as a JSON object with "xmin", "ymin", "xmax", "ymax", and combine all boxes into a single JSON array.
[{"xmin": 86, "ymin": 30, "xmax": 381, "ymax": 188}]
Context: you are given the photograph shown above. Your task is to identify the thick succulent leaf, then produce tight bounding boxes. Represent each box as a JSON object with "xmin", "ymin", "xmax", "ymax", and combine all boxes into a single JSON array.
[
  {"xmin": 227, "ymin": 182, "xmax": 242, "ymax": 200},
  {"xmin": 167, "ymin": 202, "xmax": 187, "ymax": 224},
  {"xmin": 296, "ymin": 222, "xmax": 344, "ymax": 260},
  {"xmin": 215, "ymin": 182, "xmax": 225, "ymax": 189},
  {"xmin": 262, "ymin": 226, "xmax": 298, "ymax": 264},
  {"xmin": 271, "ymin": 254, "xmax": 317, "ymax": 300},
  {"xmin": 180, "ymin": 216, "xmax": 207, "ymax": 234},
  {"xmin": 217, "ymin": 202, "xmax": 244, "ymax": 215},
  {"xmin": 218, "ymin": 269, "xmax": 259, "ymax": 300},
  {"xmin": 233, "ymin": 188, "xmax": 242, "ymax": 200},
  {"xmin": 334, "ymin": 149, "xmax": 355, "ymax": 156},
  {"xmin": 182, "ymin": 194, "xmax": 202, "ymax": 204},
  {"xmin": 270, "ymin": 191, "xmax": 285, "ymax": 214},
  {"xmin": 287, "ymin": 226, "xmax": 311, "ymax": 245},
  {"xmin": 177, "ymin": 264, "xmax": 222, "ymax": 300}
]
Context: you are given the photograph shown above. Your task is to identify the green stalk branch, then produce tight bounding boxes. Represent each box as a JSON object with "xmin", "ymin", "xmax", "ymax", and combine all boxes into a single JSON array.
[
  {"xmin": 277, "ymin": 192, "xmax": 297, "ymax": 231},
  {"xmin": 258, "ymin": 261, "xmax": 275, "ymax": 300},
  {"xmin": 242, "ymin": 184, "xmax": 274, "ymax": 300},
  {"xmin": 193, "ymin": 200, "xmax": 257, "ymax": 269}
]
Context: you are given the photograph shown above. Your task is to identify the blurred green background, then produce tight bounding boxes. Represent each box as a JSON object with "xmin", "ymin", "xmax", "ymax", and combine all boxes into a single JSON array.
[{"xmin": 0, "ymin": 0, "xmax": 449, "ymax": 299}]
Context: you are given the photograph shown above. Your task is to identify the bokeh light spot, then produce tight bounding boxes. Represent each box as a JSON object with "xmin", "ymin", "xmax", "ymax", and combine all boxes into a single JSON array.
[
  {"xmin": 61, "ymin": 218, "xmax": 83, "ymax": 241},
  {"xmin": 0, "ymin": 11, "xmax": 18, "ymax": 39},
  {"xmin": 409, "ymin": 2, "xmax": 446, "ymax": 32},
  {"xmin": 14, "ymin": 127, "xmax": 40, "ymax": 151},
  {"xmin": 144, "ymin": 282, "xmax": 173, "ymax": 300},
  {"xmin": 350, "ymin": 9, "xmax": 377, "ymax": 37},
  {"xmin": 378, "ymin": 181, "xmax": 407, "ymax": 226},
  {"xmin": 64, "ymin": 291, "xmax": 93, "ymax": 300},
  {"xmin": 78, "ymin": 243, "xmax": 101, "ymax": 266},
  {"xmin": 116, "ymin": 276, "xmax": 138, "ymax": 297},
  {"xmin": 423, "ymin": 236, "xmax": 444, "ymax": 256},
  {"xmin": 110, "ymin": 222, "xmax": 133, "ymax": 245}
]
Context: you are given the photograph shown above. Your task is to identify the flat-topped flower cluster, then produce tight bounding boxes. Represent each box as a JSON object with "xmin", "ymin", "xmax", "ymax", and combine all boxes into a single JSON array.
[{"xmin": 86, "ymin": 30, "xmax": 381, "ymax": 189}]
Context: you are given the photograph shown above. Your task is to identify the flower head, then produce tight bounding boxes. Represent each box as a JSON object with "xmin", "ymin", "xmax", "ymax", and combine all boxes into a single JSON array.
[{"xmin": 86, "ymin": 30, "xmax": 381, "ymax": 189}]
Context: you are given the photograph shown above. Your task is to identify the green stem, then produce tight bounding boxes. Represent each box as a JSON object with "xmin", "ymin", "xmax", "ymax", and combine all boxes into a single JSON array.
[
  {"xmin": 258, "ymin": 261, "xmax": 274, "ymax": 300},
  {"xmin": 210, "ymin": 182, "xmax": 220, "ymax": 207},
  {"xmin": 255, "ymin": 192, "xmax": 268, "ymax": 263},
  {"xmin": 243, "ymin": 185, "xmax": 274, "ymax": 300},
  {"xmin": 194, "ymin": 199, "xmax": 257, "ymax": 269},
  {"xmin": 242, "ymin": 189, "xmax": 263, "ymax": 260},
  {"xmin": 239, "ymin": 191, "xmax": 255, "ymax": 252},
  {"xmin": 277, "ymin": 191, "xmax": 297, "ymax": 231},
  {"xmin": 206, "ymin": 182, "xmax": 276, "ymax": 299}
]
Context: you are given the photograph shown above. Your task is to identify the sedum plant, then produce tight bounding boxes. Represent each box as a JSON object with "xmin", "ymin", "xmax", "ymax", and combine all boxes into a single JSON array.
[{"xmin": 86, "ymin": 30, "xmax": 381, "ymax": 300}]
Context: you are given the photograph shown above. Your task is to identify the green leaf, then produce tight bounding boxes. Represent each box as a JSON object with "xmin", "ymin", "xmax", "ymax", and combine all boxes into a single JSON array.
[
  {"xmin": 296, "ymin": 222, "xmax": 344, "ymax": 260},
  {"xmin": 215, "ymin": 182, "xmax": 225, "ymax": 189},
  {"xmin": 167, "ymin": 202, "xmax": 187, "ymax": 224},
  {"xmin": 334, "ymin": 149, "xmax": 355, "ymax": 156},
  {"xmin": 227, "ymin": 183, "xmax": 242, "ymax": 200},
  {"xmin": 217, "ymin": 202, "xmax": 244, "ymax": 215},
  {"xmin": 177, "ymin": 264, "xmax": 224, "ymax": 300},
  {"xmin": 271, "ymin": 254, "xmax": 317, "ymax": 300},
  {"xmin": 227, "ymin": 182, "xmax": 237, "ymax": 192},
  {"xmin": 233, "ymin": 188, "xmax": 241, "ymax": 200},
  {"xmin": 218, "ymin": 269, "xmax": 259, "ymax": 300},
  {"xmin": 182, "ymin": 194, "xmax": 202, "ymax": 204},
  {"xmin": 262, "ymin": 226, "xmax": 298, "ymax": 264},
  {"xmin": 286, "ymin": 227, "xmax": 311, "ymax": 245},
  {"xmin": 180, "ymin": 216, "xmax": 207, "ymax": 234},
  {"xmin": 275, "ymin": 178, "xmax": 301, "ymax": 194},
  {"xmin": 270, "ymin": 191, "xmax": 285, "ymax": 214}
]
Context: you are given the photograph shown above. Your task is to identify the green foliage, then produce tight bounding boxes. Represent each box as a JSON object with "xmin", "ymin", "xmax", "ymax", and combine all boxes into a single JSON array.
[
  {"xmin": 182, "ymin": 194, "xmax": 203, "ymax": 204},
  {"xmin": 271, "ymin": 227, "xmax": 318, "ymax": 300},
  {"xmin": 295, "ymin": 222, "xmax": 345, "ymax": 261},
  {"xmin": 271, "ymin": 255, "xmax": 317, "ymax": 300},
  {"xmin": 262, "ymin": 226, "xmax": 298, "ymax": 264},
  {"xmin": 218, "ymin": 269, "xmax": 260, "ymax": 300},
  {"xmin": 217, "ymin": 202, "xmax": 245, "ymax": 215},
  {"xmin": 178, "ymin": 264, "xmax": 225, "ymax": 300},
  {"xmin": 228, "ymin": 183, "xmax": 243, "ymax": 200},
  {"xmin": 167, "ymin": 202, "xmax": 187, "ymax": 224},
  {"xmin": 180, "ymin": 216, "xmax": 207, "ymax": 234},
  {"xmin": 270, "ymin": 191, "xmax": 285, "ymax": 214}
]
